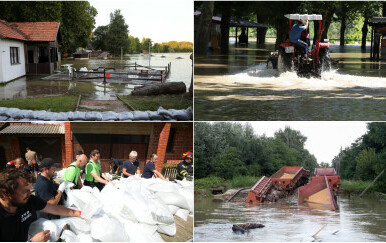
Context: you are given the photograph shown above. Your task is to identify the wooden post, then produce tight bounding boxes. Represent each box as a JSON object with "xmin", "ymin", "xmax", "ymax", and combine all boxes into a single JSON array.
[
  {"xmin": 247, "ymin": 27, "xmax": 249, "ymax": 43},
  {"xmin": 135, "ymin": 62, "xmax": 137, "ymax": 70},
  {"xmin": 360, "ymin": 169, "xmax": 385, "ymax": 198},
  {"xmin": 103, "ymin": 69, "xmax": 106, "ymax": 83},
  {"xmin": 370, "ymin": 26, "xmax": 374, "ymax": 59}
]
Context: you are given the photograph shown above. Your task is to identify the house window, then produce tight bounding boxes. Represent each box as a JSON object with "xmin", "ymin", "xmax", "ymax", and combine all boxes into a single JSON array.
[
  {"xmin": 10, "ymin": 47, "xmax": 20, "ymax": 65},
  {"xmin": 166, "ymin": 128, "xmax": 176, "ymax": 152}
]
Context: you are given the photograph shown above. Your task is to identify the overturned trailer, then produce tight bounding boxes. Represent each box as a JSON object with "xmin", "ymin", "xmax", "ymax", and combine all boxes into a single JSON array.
[
  {"xmin": 298, "ymin": 168, "xmax": 340, "ymax": 211},
  {"xmin": 246, "ymin": 166, "xmax": 310, "ymax": 203}
]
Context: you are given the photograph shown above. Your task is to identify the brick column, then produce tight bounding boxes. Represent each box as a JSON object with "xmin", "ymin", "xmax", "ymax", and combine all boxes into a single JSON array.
[
  {"xmin": 64, "ymin": 122, "xmax": 72, "ymax": 167},
  {"xmin": 155, "ymin": 122, "xmax": 171, "ymax": 172}
]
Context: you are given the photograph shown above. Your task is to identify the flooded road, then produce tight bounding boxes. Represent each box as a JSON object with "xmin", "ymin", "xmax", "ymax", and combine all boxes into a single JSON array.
[
  {"xmin": 194, "ymin": 196, "xmax": 386, "ymax": 242},
  {"xmin": 194, "ymin": 42, "xmax": 386, "ymax": 121},
  {"xmin": 0, "ymin": 53, "xmax": 192, "ymax": 100}
]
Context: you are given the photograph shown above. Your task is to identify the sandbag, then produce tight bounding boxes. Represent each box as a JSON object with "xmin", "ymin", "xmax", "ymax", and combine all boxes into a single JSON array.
[
  {"xmin": 118, "ymin": 112, "xmax": 134, "ymax": 121},
  {"xmin": 90, "ymin": 215, "xmax": 129, "ymax": 241},
  {"xmin": 168, "ymin": 205, "xmax": 180, "ymax": 215},
  {"xmin": 61, "ymin": 217, "xmax": 91, "ymax": 235},
  {"xmin": 0, "ymin": 116, "xmax": 8, "ymax": 121},
  {"xmin": 132, "ymin": 111, "xmax": 150, "ymax": 120},
  {"xmin": 71, "ymin": 111, "xmax": 86, "ymax": 120},
  {"xmin": 147, "ymin": 111, "xmax": 164, "ymax": 120},
  {"xmin": 157, "ymin": 106, "xmax": 172, "ymax": 119},
  {"xmin": 157, "ymin": 222, "xmax": 176, "ymax": 236},
  {"xmin": 175, "ymin": 208, "xmax": 190, "ymax": 221},
  {"xmin": 156, "ymin": 191, "xmax": 190, "ymax": 210},
  {"xmin": 0, "ymin": 107, "xmax": 8, "ymax": 116},
  {"xmin": 5, "ymin": 108, "xmax": 21, "ymax": 117},
  {"xmin": 85, "ymin": 112, "xmax": 103, "ymax": 121},
  {"xmin": 28, "ymin": 218, "xmax": 63, "ymax": 242},
  {"xmin": 170, "ymin": 109, "xmax": 190, "ymax": 121},
  {"xmin": 60, "ymin": 230, "xmax": 80, "ymax": 242},
  {"xmin": 123, "ymin": 221, "xmax": 162, "ymax": 242},
  {"xmin": 101, "ymin": 111, "xmax": 118, "ymax": 121}
]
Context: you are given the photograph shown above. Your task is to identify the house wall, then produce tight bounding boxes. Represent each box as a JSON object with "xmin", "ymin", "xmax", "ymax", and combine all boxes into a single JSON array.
[{"xmin": 0, "ymin": 38, "xmax": 26, "ymax": 82}]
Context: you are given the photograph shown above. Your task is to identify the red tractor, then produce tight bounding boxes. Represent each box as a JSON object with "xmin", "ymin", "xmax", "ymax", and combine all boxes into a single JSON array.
[{"xmin": 277, "ymin": 14, "xmax": 331, "ymax": 78}]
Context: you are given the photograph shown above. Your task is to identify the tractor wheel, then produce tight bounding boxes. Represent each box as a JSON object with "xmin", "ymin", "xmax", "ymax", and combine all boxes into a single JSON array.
[
  {"xmin": 278, "ymin": 48, "xmax": 292, "ymax": 72},
  {"xmin": 319, "ymin": 48, "xmax": 331, "ymax": 72}
]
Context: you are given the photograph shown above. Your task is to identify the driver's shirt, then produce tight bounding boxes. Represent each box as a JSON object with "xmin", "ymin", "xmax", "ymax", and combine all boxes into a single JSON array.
[
  {"xmin": 0, "ymin": 195, "xmax": 47, "ymax": 241},
  {"xmin": 290, "ymin": 24, "xmax": 306, "ymax": 43}
]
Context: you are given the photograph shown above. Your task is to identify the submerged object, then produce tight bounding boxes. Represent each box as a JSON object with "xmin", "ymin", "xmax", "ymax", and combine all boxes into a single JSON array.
[
  {"xmin": 298, "ymin": 168, "xmax": 340, "ymax": 211},
  {"xmin": 246, "ymin": 166, "xmax": 310, "ymax": 203},
  {"xmin": 232, "ymin": 223, "xmax": 265, "ymax": 234}
]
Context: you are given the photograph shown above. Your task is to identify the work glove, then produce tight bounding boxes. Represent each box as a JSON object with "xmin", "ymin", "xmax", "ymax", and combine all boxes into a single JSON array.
[{"xmin": 58, "ymin": 181, "xmax": 74, "ymax": 192}]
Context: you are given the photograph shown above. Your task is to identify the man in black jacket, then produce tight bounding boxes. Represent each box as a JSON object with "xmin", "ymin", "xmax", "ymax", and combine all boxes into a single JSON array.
[
  {"xmin": 176, "ymin": 151, "xmax": 193, "ymax": 180},
  {"xmin": 0, "ymin": 168, "xmax": 83, "ymax": 242}
]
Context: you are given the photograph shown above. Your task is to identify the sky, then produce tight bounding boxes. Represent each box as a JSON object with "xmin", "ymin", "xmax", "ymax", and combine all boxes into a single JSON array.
[
  {"xmin": 88, "ymin": 0, "xmax": 193, "ymax": 43},
  {"xmin": 246, "ymin": 121, "xmax": 369, "ymax": 164}
]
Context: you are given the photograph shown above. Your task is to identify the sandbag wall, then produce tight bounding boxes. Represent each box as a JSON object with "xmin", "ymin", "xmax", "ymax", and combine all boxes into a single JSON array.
[{"xmin": 0, "ymin": 106, "xmax": 193, "ymax": 121}]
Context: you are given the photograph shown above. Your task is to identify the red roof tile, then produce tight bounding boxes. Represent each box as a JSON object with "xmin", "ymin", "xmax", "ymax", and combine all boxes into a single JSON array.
[
  {"xmin": 10, "ymin": 22, "xmax": 60, "ymax": 42},
  {"xmin": 0, "ymin": 19, "xmax": 27, "ymax": 41}
]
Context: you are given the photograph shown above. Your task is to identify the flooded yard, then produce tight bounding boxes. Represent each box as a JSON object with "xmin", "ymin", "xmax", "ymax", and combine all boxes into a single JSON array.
[
  {"xmin": 0, "ymin": 53, "xmax": 192, "ymax": 101},
  {"xmin": 194, "ymin": 42, "xmax": 386, "ymax": 121},
  {"xmin": 194, "ymin": 195, "xmax": 386, "ymax": 242}
]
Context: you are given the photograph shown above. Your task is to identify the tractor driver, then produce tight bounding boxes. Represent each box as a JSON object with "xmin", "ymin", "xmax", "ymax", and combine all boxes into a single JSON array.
[{"xmin": 290, "ymin": 19, "xmax": 311, "ymax": 61}]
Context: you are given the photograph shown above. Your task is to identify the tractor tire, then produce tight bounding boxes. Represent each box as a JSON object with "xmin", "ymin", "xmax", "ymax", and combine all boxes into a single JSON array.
[
  {"xmin": 319, "ymin": 48, "xmax": 331, "ymax": 72},
  {"xmin": 278, "ymin": 48, "xmax": 292, "ymax": 72}
]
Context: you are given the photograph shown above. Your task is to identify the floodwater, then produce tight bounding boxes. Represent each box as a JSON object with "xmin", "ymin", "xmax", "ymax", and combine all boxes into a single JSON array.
[
  {"xmin": 0, "ymin": 53, "xmax": 192, "ymax": 100},
  {"xmin": 194, "ymin": 195, "xmax": 386, "ymax": 242},
  {"xmin": 194, "ymin": 42, "xmax": 386, "ymax": 121}
]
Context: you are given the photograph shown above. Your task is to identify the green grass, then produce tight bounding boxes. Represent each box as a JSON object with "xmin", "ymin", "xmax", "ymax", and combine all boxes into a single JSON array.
[
  {"xmin": 0, "ymin": 96, "xmax": 78, "ymax": 112},
  {"xmin": 340, "ymin": 180, "xmax": 372, "ymax": 193},
  {"xmin": 120, "ymin": 93, "xmax": 192, "ymax": 111},
  {"xmin": 195, "ymin": 175, "xmax": 260, "ymax": 190}
]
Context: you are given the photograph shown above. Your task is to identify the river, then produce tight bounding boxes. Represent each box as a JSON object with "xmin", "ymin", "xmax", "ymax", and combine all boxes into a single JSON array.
[
  {"xmin": 194, "ymin": 42, "xmax": 386, "ymax": 121},
  {"xmin": 194, "ymin": 195, "xmax": 386, "ymax": 242},
  {"xmin": 0, "ymin": 53, "xmax": 192, "ymax": 100}
]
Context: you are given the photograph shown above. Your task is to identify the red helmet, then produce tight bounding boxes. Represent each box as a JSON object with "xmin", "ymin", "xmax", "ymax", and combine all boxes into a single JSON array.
[{"xmin": 182, "ymin": 151, "xmax": 193, "ymax": 159}]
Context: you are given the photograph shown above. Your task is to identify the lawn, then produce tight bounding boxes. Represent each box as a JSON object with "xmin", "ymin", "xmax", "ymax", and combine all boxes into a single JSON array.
[
  {"xmin": 0, "ymin": 96, "xmax": 78, "ymax": 112},
  {"xmin": 120, "ymin": 93, "xmax": 192, "ymax": 111}
]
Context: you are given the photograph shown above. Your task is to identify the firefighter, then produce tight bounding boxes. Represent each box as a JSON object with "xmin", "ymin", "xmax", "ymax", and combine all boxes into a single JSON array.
[{"xmin": 176, "ymin": 151, "xmax": 193, "ymax": 180}]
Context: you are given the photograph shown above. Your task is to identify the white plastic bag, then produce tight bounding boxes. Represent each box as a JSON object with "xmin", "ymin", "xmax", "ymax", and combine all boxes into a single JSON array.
[
  {"xmin": 28, "ymin": 218, "xmax": 60, "ymax": 242},
  {"xmin": 91, "ymin": 215, "xmax": 129, "ymax": 241},
  {"xmin": 60, "ymin": 230, "xmax": 80, "ymax": 242},
  {"xmin": 175, "ymin": 208, "xmax": 189, "ymax": 221}
]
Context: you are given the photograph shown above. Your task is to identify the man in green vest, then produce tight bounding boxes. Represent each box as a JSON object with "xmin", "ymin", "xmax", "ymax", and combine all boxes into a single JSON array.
[
  {"xmin": 84, "ymin": 149, "xmax": 112, "ymax": 190},
  {"xmin": 62, "ymin": 154, "xmax": 88, "ymax": 189}
]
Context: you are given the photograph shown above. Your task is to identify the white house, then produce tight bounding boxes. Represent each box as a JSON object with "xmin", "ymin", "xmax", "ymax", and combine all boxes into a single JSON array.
[{"xmin": 0, "ymin": 19, "xmax": 61, "ymax": 83}]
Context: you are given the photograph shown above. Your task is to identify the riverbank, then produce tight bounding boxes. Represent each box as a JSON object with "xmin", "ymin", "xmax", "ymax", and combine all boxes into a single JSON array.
[
  {"xmin": 194, "ymin": 176, "xmax": 259, "ymax": 201},
  {"xmin": 119, "ymin": 93, "xmax": 192, "ymax": 111}
]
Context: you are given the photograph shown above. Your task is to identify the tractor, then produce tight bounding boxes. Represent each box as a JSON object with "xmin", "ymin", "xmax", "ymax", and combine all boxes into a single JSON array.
[{"xmin": 276, "ymin": 14, "xmax": 331, "ymax": 78}]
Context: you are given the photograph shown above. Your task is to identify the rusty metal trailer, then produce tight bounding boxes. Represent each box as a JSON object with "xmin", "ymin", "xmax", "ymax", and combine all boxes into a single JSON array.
[
  {"xmin": 246, "ymin": 166, "xmax": 310, "ymax": 203},
  {"xmin": 298, "ymin": 168, "xmax": 340, "ymax": 211}
]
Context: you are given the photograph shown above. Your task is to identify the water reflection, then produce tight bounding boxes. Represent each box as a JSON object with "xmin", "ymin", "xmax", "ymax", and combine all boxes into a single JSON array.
[
  {"xmin": 0, "ymin": 53, "xmax": 191, "ymax": 100},
  {"xmin": 194, "ymin": 42, "xmax": 386, "ymax": 120},
  {"xmin": 194, "ymin": 196, "xmax": 386, "ymax": 242}
]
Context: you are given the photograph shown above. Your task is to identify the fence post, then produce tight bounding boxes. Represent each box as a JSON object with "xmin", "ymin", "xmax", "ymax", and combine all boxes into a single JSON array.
[{"xmin": 104, "ymin": 69, "xmax": 106, "ymax": 83}]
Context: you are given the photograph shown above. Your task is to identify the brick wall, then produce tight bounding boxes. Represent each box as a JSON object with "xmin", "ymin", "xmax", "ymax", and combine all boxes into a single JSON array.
[{"xmin": 64, "ymin": 122, "xmax": 72, "ymax": 167}]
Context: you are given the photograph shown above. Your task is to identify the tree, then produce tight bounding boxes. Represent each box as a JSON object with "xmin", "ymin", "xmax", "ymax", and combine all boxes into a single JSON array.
[
  {"xmin": 213, "ymin": 147, "xmax": 244, "ymax": 179},
  {"xmin": 141, "ymin": 38, "xmax": 152, "ymax": 52},
  {"xmin": 92, "ymin": 25, "xmax": 108, "ymax": 50},
  {"xmin": 106, "ymin": 9, "xmax": 129, "ymax": 56},
  {"xmin": 194, "ymin": 1, "xmax": 214, "ymax": 55}
]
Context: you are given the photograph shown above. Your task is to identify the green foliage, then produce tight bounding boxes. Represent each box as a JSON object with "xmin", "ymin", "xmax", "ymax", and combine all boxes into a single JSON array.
[
  {"xmin": 92, "ymin": 25, "xmax": 109, "ymax": 51},
  {"xmin": 340, "ymin": 180, "xmax": 372, "ymax": 193},
  {"xmin": 162, "ymin": 164, "xmax": 177, "ymax": 168},
  {"xmin": 0, "ymin": 96, "xmax": 78, "ymax": 112},
  {"xmin": 194, "ymin": 176, "xmax": 226, "ymax": 190},
  {"xmin": 0, "ymin": 1, "xmax": 97, "ymax": 54},
  {"xmin": 128, "ymin": 36, "xmax": 141, "ymax": 54},
  {"xmin": 152, "ymin": 41, "xmax": 193, "ymax": 53},
  {"xmin": 332, "ymin": 122, "xmax": 386, "ymax": 193},
  {"xmin": 229, "ymin": 176, "xmax": 260, "ymax": 188},
  {"xmin": 106, "ymin": 9, "xmax": 130, "ymax": 56},
  {"xmin": 195, "ymin": 122, "xmax": 318, "ymax": 181}
]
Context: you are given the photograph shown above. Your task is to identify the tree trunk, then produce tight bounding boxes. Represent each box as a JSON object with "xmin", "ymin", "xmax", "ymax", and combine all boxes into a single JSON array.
[
  {"xmin": 361, "ymin": 17, "xmax": 369, "ymax": 49},
  {"xmin": 340, "ymin": 14, "xmax": 346, "ymax": 46},
  {"xmin": 220, "ymin": 5, "xmax": 231, "ymax": 53},
  {"xmin": 132, "ymin": 82, "xmax": 187, "ymax": 96},
  {"xmin": 383, "ymin": 2, "xmax": 386, "ymax": 16},
  {"xmin": 321, "ymin": 6, "xmax": 336, "ymax": 41},
  {"xmin": 194, "ymin": 1, "xmax": 214, "ymax": 56},
  {"xmin": 275, "ymin": 22, "xmax": 288, "ymax": 50},
  {"xmin": 256, "ymin": 14, "xmax": 268, "ymax": 44}
]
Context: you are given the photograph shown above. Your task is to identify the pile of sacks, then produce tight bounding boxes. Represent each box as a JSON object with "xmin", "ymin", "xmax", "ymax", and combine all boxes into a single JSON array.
[
  {"xmin": 28, "ymin": 177, "xmax": 193, "ymax": 242},
  {"xmin": 0, "ymin": 106, "xmax": 193, "ymax": 121}
]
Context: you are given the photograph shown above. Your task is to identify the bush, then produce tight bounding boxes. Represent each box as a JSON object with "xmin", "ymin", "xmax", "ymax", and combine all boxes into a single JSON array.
[
  {"xmin": 229, "ymin": 176, "xmax": 260, "ymax": 188},
  {"xmin": 194, "ymin": 176, "xmax": 226, "ymax": 190},
  {"xmin": 340, "ymin": 180, "xmax": 372, "ymax": 193}
]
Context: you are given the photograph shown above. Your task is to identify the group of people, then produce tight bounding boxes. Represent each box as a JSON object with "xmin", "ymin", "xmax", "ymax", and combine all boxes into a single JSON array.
[
  {"xmin": 289, "ymin": 19, "xmax": 312, "ymax": 61},
  {"xmin": 0, "ymin": 147, "xmax": 193, "ymax": 241}
]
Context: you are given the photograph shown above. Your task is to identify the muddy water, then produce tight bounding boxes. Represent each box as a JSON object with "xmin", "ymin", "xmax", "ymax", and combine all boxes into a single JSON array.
[
  {"xmin": 0, "ymin": 53, "xmax": 192, "ymax": 100},
  {"xmin": 194, "ymin": 43, "xmax": 386, "ymax": 121},
  {"xmin": 194, "ymin": 196, "xmax": 386, "ymax": 242}
]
